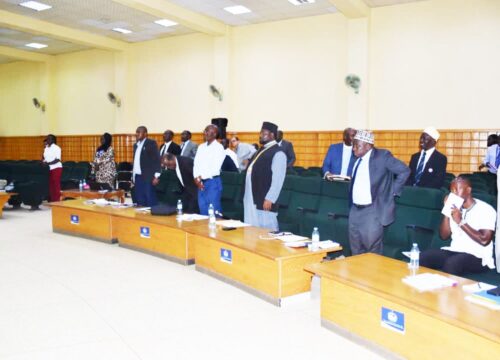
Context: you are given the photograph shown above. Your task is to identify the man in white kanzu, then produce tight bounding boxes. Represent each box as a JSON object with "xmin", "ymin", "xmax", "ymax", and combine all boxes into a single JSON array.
[
  {"xmin": 42, "ymin": 134, "xmax": 62, "ymax": 202},
  {"xmin": 420, "ymin": 176, "xmax": 497, "ymax": 276}
]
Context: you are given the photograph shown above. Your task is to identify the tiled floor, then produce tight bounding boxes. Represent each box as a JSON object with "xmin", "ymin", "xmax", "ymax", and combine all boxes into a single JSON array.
[{"xmin": 0, "ymin": 205, "xmax": 383, "ymax": 360}]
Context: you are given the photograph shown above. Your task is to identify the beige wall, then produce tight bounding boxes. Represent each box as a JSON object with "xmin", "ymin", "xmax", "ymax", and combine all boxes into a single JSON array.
[{"xmin": 1, "ymin": 0, "xmax": 500, "ymax": 136}]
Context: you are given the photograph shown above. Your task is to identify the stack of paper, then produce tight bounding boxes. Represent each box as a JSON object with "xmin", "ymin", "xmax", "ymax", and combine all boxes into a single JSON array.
[
  {"xmin": 464, "ymin": 287, "xmax": 500, "ymax": 310},
  {"xmin": 215, "ymin": 220, "xmax": 250, "ymax": 228},
  {"xmin": 318, "ymin": 240, "xmax": 340, "ymax": 249},
  {"xmin": 276, "ymin": 234, "xmax": 309, "ymax": 242},
  {"xmin": 402, "ymin": 273, "xmax": 457, "ymax": 292},
  {"xmin": 85, "ymin": 199, "xmax": 111, "ymax": 206},
  {"xmin": 462, "ymin": 282, "xmax": 496, "ymax": 293},
  {"xmin": 179, "ymin": 214, "xmax": 208, "ymax": 221}
]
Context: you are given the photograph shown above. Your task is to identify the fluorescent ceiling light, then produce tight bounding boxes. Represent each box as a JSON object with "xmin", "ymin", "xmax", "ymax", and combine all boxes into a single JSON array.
[
  {"xmin": 19, "ymin": 1, "xmax": 52, "ymax": 11},
  {"xmin": 112, "ymin": 27, "xmax": 132, "ymax": 34},
  {"xmin": 288, "ymin": 0, "xmax": 316, "ymax": 5},
  {"xmin": 223, "ymin": 5, "xmax": 251, "ymax": 15},
  {"xmin": 25, "ymin": 43, "xmax": 48, "ymax": 49},
  {"xmin": 154, "ymin": 19, "xmax": 178, "ymax": 28}
]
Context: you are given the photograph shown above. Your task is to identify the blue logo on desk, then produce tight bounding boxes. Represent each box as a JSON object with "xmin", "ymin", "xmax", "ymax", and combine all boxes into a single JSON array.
[
  {"xmin": 140, "ymin": 226, "xmax": 150, "ymax": 238},
  {"xmin": 220, "ymin": 248, "xmax": 232, "ymax": 264},
  {"xmin": 70, "ymin": 214, "xmax": 79, "ymax": 225},
  {"xmin": 381, "ymin": 307, "xmax": 405, "ymax": 334}
]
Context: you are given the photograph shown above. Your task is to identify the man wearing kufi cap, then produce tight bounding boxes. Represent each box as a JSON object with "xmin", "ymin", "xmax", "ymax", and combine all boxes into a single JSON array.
[
  {"xmin": 406, "ymin": 127, "xmax": 447, "ymax": 189},
  {"xmin": 348, "ymin": 130, "xmax": 410, "ymax": 255},
  {"xmin": 243, "ymin": 122, "xmax": 287, "ymax": 230}
]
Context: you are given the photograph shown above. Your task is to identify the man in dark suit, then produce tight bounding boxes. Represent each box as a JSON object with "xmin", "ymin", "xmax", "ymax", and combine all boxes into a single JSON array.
[
  {"xmin": 162, "ymin": 153, "xmax": 199, "ymax": 214},
  {"xmin": 159, "ymin": 130, "xmax": 181, "ymax": 157},
  {"xmin": 406, "ymin": 127, "xmax": 447, "ymax": 189},
  {"xmin": 322, "ymin": 127, "xmax": 357, "ymax": 178},
  {"xmin": 179, "ymin": 130, "xmax": 197, "ymax": 159},
  {"xmin": 133, "ymin": 126, "xmax": 161, "ymax": 207},
  {"xmin": 349, "ymin": 130, "xmax": 410, "ymax": 255},
  {"xmin": 277, "ymin": 130, "xmax": 296, "ymax": 167}
]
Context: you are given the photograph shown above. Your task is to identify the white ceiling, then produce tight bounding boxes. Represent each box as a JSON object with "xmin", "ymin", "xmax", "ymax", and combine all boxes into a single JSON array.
[{"xmin": 0, "ymin": 0, "xmax": 428, "ymax": 58}]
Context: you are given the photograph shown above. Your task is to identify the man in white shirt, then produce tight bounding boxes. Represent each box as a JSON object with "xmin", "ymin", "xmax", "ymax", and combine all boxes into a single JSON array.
[
  {"xmin": 193, "ymin": 124, "xmax": 226, "ymax": 215},
  {"xmin": 420, "ymin": 176, "xmax": 496, "ymax": 275},
  {"xmin": 42, "ymin": 134, "xmax": 62, "ymax": 202},
  {"xmin": 348, "ymin": 130, "xmax": 410, "ymax": 255}
]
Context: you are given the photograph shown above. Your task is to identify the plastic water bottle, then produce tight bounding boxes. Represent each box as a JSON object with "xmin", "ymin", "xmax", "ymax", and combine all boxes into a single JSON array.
[
  {"xmin": 208, "ymin": 203, "xmax": 216, "ymax": 227},
  {"xmin": 79, "ymin": 180, "xmax": 83, "ymax": 192},
  {"xmin": 311, "ymin": 227, "xmax": 320, "ymax": 251},
  {"xmin": 409, "ymin": 243, "xmax": 420, "ymax": 270},
  {"xmin": 176, "ymin": 199, "xmax": 183, "ymax": 217},
  {"xmin": 83, "ymin": 179, "xmax": 88, "ymax": 190}
]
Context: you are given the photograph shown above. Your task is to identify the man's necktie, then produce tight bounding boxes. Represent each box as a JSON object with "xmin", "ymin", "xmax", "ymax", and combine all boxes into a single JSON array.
[
  {"xmin": 495, "ymin": 146, "xmax": 500, "ymax": 168},
  {"xmin": 414, "ymin": 151, "xmax": 426, "ymax": 185},
  {"xmin": 349, "ymin": 158, "xmax": 362, "ymax": 206}
]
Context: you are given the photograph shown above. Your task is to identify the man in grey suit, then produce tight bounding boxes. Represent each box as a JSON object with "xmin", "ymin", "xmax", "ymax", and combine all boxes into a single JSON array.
[
  {"xmin": 277, "ymin": 130, "xmax": 296, "ymax": 167},
  {"xmin": 180, "ymin": 130, "xmax": 197, "ymax": 159},
  {"xmin": 348, "ymin": 130, "xmax": 410, "ymax": 255}
]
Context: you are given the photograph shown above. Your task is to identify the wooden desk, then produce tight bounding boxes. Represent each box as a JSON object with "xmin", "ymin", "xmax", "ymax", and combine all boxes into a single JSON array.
[
  {"xmin": 0, "ymin": 192, "xmax": 15, "ymax": 218},
  {"xmin": 306, "ymin": 254, "xmax": 500, "ymax": 360},
  {"xmin": 189, "ymin": 225, "xmax": 341, "ymax": 306},
  {"xmin": 61, "ymin": 189, "xmax": 125, "ymax": 203}
]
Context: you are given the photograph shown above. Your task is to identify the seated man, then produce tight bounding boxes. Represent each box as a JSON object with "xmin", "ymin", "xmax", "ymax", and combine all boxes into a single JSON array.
[
  {"xmin": 479, "ymin": 134, "xmax": 499, "ymax": 176},
  {"xmin": 322, "ymin": 127, "xmax": 356, "ymax": 178},
  {"xmin": 406, "ymin": 127, "xmax": 447, "ymax": 189},
  {"xmin": 420, "ymin": 176, "xmax": 496, "ymax": 276}
]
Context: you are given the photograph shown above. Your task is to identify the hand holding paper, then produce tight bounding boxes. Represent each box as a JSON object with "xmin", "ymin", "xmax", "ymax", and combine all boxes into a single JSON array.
[{"xmin": 441, "ymin": 192, "xmax": 464, "ymax": 218}]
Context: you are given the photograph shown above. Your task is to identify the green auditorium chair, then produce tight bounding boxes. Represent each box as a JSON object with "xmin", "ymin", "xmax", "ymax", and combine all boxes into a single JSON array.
[
  {"xmin": 278, "ymin": 176, "xmax": 322, "ymax": 235},
  {"xmin": 292, "ymin": 166, "xmax": 305, "ymax": 174},
  {"xmin": 286, "ymin": 167, "xmax": 298, "ymax": 175},
  {"xmin": 300, "ymin": 170, "xmax": 321, "ymax": 177},
  {"xmin": 220, "ymin": 171, "xmax": 244, "ymax": 220},
  {"xmin": 301, "ymin": 179, "xmax": 351, "ymax": 256},
  {"xmin": 61, "ymin": 162, "xmax": 76, "ymax": 190},
  {"xmin": 8, "ymin": 162, "xmax": 46, "ymax": 209},
  {"xmin": 155, "ymin": 169, "xmax": 182, "ymax": 206},
  {"xmin": 383, "ymin": 186, "xmax": 445, "ymax": 260},
  {"xmin": 276, "ymin": 175, "xmax": 295, "ymax": 222},
  {"xmin": 472, "ymin": 191, "xmax": 497, "ymax": 209}
]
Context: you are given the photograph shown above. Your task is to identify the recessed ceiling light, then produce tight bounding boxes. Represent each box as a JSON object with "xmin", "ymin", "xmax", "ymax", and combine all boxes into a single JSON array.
[
  {"xmin": 25, "ymin": 43, "xmax": 48, "ymax": 49},
  {"xmin": 223, "ymin": 5, "xmax": 251, "ymax": 15},
  {"xmin": 112, "ymin": 27, "xmax": 132, "ymax": 34},
  {"xmin": 19, "ymin": 1, "xmax": 52, "ymax": 11},
  {"xmin": 288, "ymin": 0, "xmax": 316, "ymax": 5},
  {"xmin": 154, "ymin": 19, "xmax": 178, "ymax": 28}
]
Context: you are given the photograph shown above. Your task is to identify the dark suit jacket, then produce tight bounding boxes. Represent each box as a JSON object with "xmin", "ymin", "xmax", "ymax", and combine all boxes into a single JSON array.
[
  {"xmin": 159, "ymin": 142, "xmax": 181, "ymax": 156},
  {"xmin": 177, "ymin": 156, "xmax": 199, "ymax": 214},
  {"xmin": 322, "ymin": 143, "xmax": 356, "ymax": 176},
  {"xmin": 406, "ymin": 149, "xmax": 447, "ymax": 189},
  {"xmin": 351, "ymin": 148, "xmax": 410, "ymax": 226},
  {"xmin": 133, "ymin": 138, "xmax": 161, "ymax": 182},
  {"xmin": 280, "ymin": 139, "xmax": 296, "ymax": 167}
]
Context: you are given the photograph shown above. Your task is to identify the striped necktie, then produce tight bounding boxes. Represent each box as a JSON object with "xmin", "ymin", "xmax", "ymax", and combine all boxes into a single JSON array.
[{"xmin": 414, "ymin": 151, "xmax": 426, "ymax": 185}]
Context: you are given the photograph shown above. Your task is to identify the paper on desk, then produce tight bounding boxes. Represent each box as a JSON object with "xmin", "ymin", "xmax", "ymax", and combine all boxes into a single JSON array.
[
  {"xmin": 215, "ymin": 220, "xmax": 250, "ymax": 228},
  {"xmin": 285, "ymin": 241, "xmax": 311, "ymax": 248},
  {"xmin": 276, "ymin": 234, "xmax": 309, "ymax": 242},
  {"xmin": 462, "ymin": 282, "xmax": 496, "ymax": 293},
  {"xmin": 86, "ymin": 198, "xmax": 111, "ymax": 206},
  {"xmin": 441, "ymin": 192, "xmax": 464, "ymax": 218},
  {"xmin": 402, "ymin": 273, "xmax": 457, "ymax": 292},
  {"xmin": 135, "ymin": 207, "xmax": 151, "ymax": 212},
  {"xmin": 318, "ymin": 240, "xmax": 340, "ymax": 249},
  {"xmin": 179, "ymin": 214, "xmax": 208, "ymax": 221}
]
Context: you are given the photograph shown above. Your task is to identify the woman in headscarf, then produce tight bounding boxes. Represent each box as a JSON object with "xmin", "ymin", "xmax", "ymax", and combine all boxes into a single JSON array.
[{"xmin": 91, "ymin": 133, "xmax": 116, "ymax": 188}]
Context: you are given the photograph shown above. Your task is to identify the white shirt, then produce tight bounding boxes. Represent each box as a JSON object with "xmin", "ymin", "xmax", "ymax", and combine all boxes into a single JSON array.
[
  {"xmin": 133, "ymin": 139, "xmax": 145, "ymax": 177},
  {"xmin": 352, "ymin": 149, "xmax": 372, "ymax": 205},
  {"xmin": 160, "ymin": 141, "xmax": 172, "ymax": 157},
  {"xmin": 225, "ymin": 148, "xmax": 240, "ymax": 170},
  {"xmin": 174, "ymin": 157, "xmax": 184, "ymax": 187},
  {"xmin": 43, "ymin": 144, "xmax": 62, "ymax": 170},
  {"xmin": 341, "ymin": 143, "xmax": 353, "ymax": 176},
  {"xmin": 416, "ymin": 147, "xmax": 435, "ymax": 171},
  {"xmin": 193, "ymin": 140, "xmax": 226, "ymax": 179},
  {"xmin": 442, "ymin": 199, "xmax": 497, "ymax": 269}
]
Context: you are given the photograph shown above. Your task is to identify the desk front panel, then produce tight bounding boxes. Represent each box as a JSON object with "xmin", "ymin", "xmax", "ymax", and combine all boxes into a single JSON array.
[
  {"xmin": 0, "ymin": 193, "xmax": 12, "ymax": 218},
  {"xmin": 112, "ymin": 216, "xmax": 193, "ymax": 264},
  {"xmin": 51, "ymin": 206, "xmax": 114, "ymax": 243},
  {"xmin": 321, "ymin": 277, "xmax": 500, "ymax": 360}
]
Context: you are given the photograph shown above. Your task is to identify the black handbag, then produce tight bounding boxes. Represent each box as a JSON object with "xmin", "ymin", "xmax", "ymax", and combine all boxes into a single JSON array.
[{"xmin": 150, "ymin": 204, "xmax": 176, "ymax": 216}]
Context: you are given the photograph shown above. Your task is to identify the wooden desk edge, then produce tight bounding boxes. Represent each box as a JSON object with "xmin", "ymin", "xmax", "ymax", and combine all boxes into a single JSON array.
[
  {"xmin": 119, "ymin": 243, "xmax": 194, "ymax": 266},
  {"xmin": 305, "ymin": 262, "xmax": 500, "ymax": 343},
  {"xmin": 53, "ymin": 229, "xmax": 117, "ymax": 244}
]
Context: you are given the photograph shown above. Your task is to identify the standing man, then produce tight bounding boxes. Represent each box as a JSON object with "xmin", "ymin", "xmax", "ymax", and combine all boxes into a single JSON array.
[
  {"xmin": 159, "ymin": 130, "xmax": 181, "ymax": 157},
  {"xmin": 193, "ymin": 124, "xmax": 226, "ymax": 215},
  {"xmin": 243, "ymin": 122, "xmax": 287, "ymax": 231},
  {"xmin": 406, "ymin": 127, "xmax": 447, "ymax": 189},
  {"xmin": 161, "ymin": 153, "xmax": 199, "ymax": 214},
  {"xmin": 230, "ymin": 136, "xmax": 256, "ymax": 170},
  {"xmin": 180, "ymin": 130, "xmax": 197, "ymax": 159},
  {"xmin": 277, "ymin": 130, "xmax": 296, "ymax": 167},
  {"xmin": 420, "ymin": 177, "xmax": 496, "ymax": 276},
  {"xmin": 221, "ymin": 138, "xmax": 239, "ymax": 172},
  {"xmin": 479, "ymin": 134, "xmax": 499, "ymax": 177},
  {"xmin": 132, "ymin": 126, "xmax": 161, "ymax": 207},
  {"xmin": 322, "ymin": 127, "xmax": 357, "ymax": 178},
  {"xmin": 43, "ymin": 134, "xmax": 62, "ymax": 202},
  {"xmin": 348, "ymin": 130, "xmax": 410, "ymax": 255}
]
